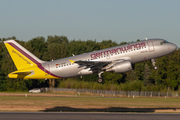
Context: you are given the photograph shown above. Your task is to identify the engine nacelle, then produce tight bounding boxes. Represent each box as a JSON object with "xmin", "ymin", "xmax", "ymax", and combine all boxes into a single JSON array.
[
  {"xmin": 77, "ymin": 68, "xmax": 93, "ymax": 75},
  {"xmin": 106, "ymin": 61, "xmax": 132, "ymax": 73}
]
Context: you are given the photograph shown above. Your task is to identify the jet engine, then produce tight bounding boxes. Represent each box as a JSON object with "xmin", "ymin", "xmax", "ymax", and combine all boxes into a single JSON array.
[
  {"xmin": 78, "ymin": 68, "xmax": 93, "ymax": 76},
  {"xmin": 106, "ymin": 61, "xmax": 132, "ymax": 73}
]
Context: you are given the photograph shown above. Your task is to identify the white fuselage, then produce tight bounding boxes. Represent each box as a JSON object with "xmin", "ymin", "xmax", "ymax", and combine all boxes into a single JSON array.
[{"xmin": 42, "ymin": 39, "xmax": 177, "ymax": 78}]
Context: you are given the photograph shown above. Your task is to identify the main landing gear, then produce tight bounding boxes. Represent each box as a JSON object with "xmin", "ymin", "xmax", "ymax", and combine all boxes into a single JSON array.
[
  {"xmin": 98, "ymin": 71, "xmax": 104, "ymax": 83},
  {"xmin": 151, "ymin": 59, "xmax": 157, "ymax": 70}
]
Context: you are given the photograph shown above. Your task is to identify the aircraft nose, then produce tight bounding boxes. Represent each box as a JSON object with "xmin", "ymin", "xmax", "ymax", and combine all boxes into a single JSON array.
[{"xmin": 168, "ymin": 43, "xmax": 177, "ymax": 52}]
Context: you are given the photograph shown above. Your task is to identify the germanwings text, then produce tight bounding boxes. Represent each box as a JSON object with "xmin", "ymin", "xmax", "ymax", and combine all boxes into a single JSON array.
[{"xmin": 90, "ymin": 42, "xmax": 146, "ymax": 59}]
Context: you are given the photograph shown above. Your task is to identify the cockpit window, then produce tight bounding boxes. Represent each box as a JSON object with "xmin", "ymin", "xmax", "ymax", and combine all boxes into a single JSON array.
[{"xmin": 160, "ymin": 40, "xmax": 169, "ymax": 45}]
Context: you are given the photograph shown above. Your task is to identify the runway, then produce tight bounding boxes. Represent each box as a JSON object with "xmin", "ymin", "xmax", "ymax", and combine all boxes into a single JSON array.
[{"xmin": 0, "ymin": 112, "xmax": 180, "ymax": 120}]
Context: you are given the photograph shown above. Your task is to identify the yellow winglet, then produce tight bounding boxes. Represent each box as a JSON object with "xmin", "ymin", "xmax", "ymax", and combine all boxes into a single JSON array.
[{"xmin": 69, "ymin": 59, "xmax": 75, "ymax": 64}]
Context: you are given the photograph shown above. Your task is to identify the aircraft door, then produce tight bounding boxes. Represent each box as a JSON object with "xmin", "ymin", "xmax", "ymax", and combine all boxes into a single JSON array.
[
  {"xmin": 44, "ymin": 64, "xmax": 50, "ymax": 76},
  {"xmin": 147, "ymin": 41, "xmax": 155, "ymax": 52}
]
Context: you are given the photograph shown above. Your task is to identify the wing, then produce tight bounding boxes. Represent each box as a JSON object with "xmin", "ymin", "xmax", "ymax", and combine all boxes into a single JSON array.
[
  {"xmin": 75, "ymin": 60, "xmax": 111, "ymax": 66},
  {"xmin": 69, "ymin": 59, "xmax": 125, "ymax": 71}
]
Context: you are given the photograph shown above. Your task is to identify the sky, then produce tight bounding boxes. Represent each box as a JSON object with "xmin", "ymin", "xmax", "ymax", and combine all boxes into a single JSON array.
[{"xmin": 0, "ymin": 0, "xmax": 180, "ymax": 47}]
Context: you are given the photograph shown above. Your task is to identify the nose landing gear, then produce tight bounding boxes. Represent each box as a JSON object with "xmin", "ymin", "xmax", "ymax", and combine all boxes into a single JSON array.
[
  {"xmin": 151, "ymin": 59, "xmax": 157, "ymax": 70},
  {"xmin": 98, "ymin": 71, "xmax": 104, "ymax": 83}
]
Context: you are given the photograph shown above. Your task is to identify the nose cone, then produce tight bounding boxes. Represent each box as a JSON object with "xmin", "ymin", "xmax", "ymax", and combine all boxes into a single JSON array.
[
  {"xmin": 169, "ymin": 43, "xmax": 177, "ymax": 52},
  {"xmin": 172, "ymin": 43, "xmax": 177, "ymax": 51}
]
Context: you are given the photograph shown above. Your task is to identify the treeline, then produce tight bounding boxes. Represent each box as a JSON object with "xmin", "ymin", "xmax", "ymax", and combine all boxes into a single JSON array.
[{"xmin": 0, "ymin": 36, "xmax": 180, "ymax": 92}]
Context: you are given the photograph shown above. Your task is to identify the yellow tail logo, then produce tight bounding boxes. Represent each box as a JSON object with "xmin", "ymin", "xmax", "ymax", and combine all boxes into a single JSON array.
[{"xmin": 4, "ymin": 40, "xmax": 60, "ymax": 79}]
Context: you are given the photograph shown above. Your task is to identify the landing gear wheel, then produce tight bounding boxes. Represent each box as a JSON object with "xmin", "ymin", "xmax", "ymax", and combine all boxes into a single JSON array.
[
  {"xmin": 151, "ymin": 59, "xmax": 158, "ymax": 70},
  {"xmin": 98, "ymin": 71, "xmax": 104, "ymax": 83},
  {"xmin": 98, "ymin": 78, "xmax": 103, "ymax": 83},
  {"xmin": 154, "ymin": 66, "xmax": 157, "ymax": 70}
]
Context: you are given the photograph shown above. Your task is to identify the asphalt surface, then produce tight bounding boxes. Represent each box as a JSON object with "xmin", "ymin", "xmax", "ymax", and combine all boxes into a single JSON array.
[{"xmin": 0, "ymin": 112, "xmax": 180, "ymax": 120}]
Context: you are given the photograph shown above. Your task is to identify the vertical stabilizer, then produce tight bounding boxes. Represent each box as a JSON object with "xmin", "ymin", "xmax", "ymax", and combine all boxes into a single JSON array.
[{"xmin": 4, "ymin": 40, "xmax": 44, "ymax": 70}]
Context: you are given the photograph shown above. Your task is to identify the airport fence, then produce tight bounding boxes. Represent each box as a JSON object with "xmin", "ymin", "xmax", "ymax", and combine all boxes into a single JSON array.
[{"xmin": 43, "ymin": 87, "xmax": 180, "ymax": 98}]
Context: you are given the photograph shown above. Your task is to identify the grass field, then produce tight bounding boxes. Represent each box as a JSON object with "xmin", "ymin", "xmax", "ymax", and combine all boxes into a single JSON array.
[{"xmin": 0, "ymin": 92, "xmax": 180, "ymax": 112}]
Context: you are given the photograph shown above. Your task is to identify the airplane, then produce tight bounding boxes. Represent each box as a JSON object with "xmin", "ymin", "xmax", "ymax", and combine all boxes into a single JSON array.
[{"xmin": 4, "ymin": 38, "xmax": 177, "ymax": 83}]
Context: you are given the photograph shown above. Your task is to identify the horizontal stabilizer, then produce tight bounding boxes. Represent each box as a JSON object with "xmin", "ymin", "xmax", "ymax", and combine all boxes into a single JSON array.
[
  {"xmin": 8, "ymin": 70, "xmax": 34, "ymax": 78},
  {"xmin": 12, "ymin": 71, "xmax": 33, "ymax": 75}
]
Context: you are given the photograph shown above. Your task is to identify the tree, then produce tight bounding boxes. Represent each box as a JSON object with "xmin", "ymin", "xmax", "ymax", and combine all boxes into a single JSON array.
[
  {"xmin": 103, "ymin": 72, "xmax": 123, "ymax": 84},
  {"xmin": 143, "ymin": 63, "xmax": 151, "ymax": 86}
]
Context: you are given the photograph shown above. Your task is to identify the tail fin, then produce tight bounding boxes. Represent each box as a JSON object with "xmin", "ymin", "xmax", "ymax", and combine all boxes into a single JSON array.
[{"xmin": 4, "ymin": 40, "xmax": 44, "ymax": 70}]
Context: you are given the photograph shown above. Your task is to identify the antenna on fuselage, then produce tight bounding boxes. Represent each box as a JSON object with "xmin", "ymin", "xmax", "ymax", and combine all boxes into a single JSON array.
[{"xmin": 145, "ymin": 37, "xmax": 148, "ymax": 40}]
